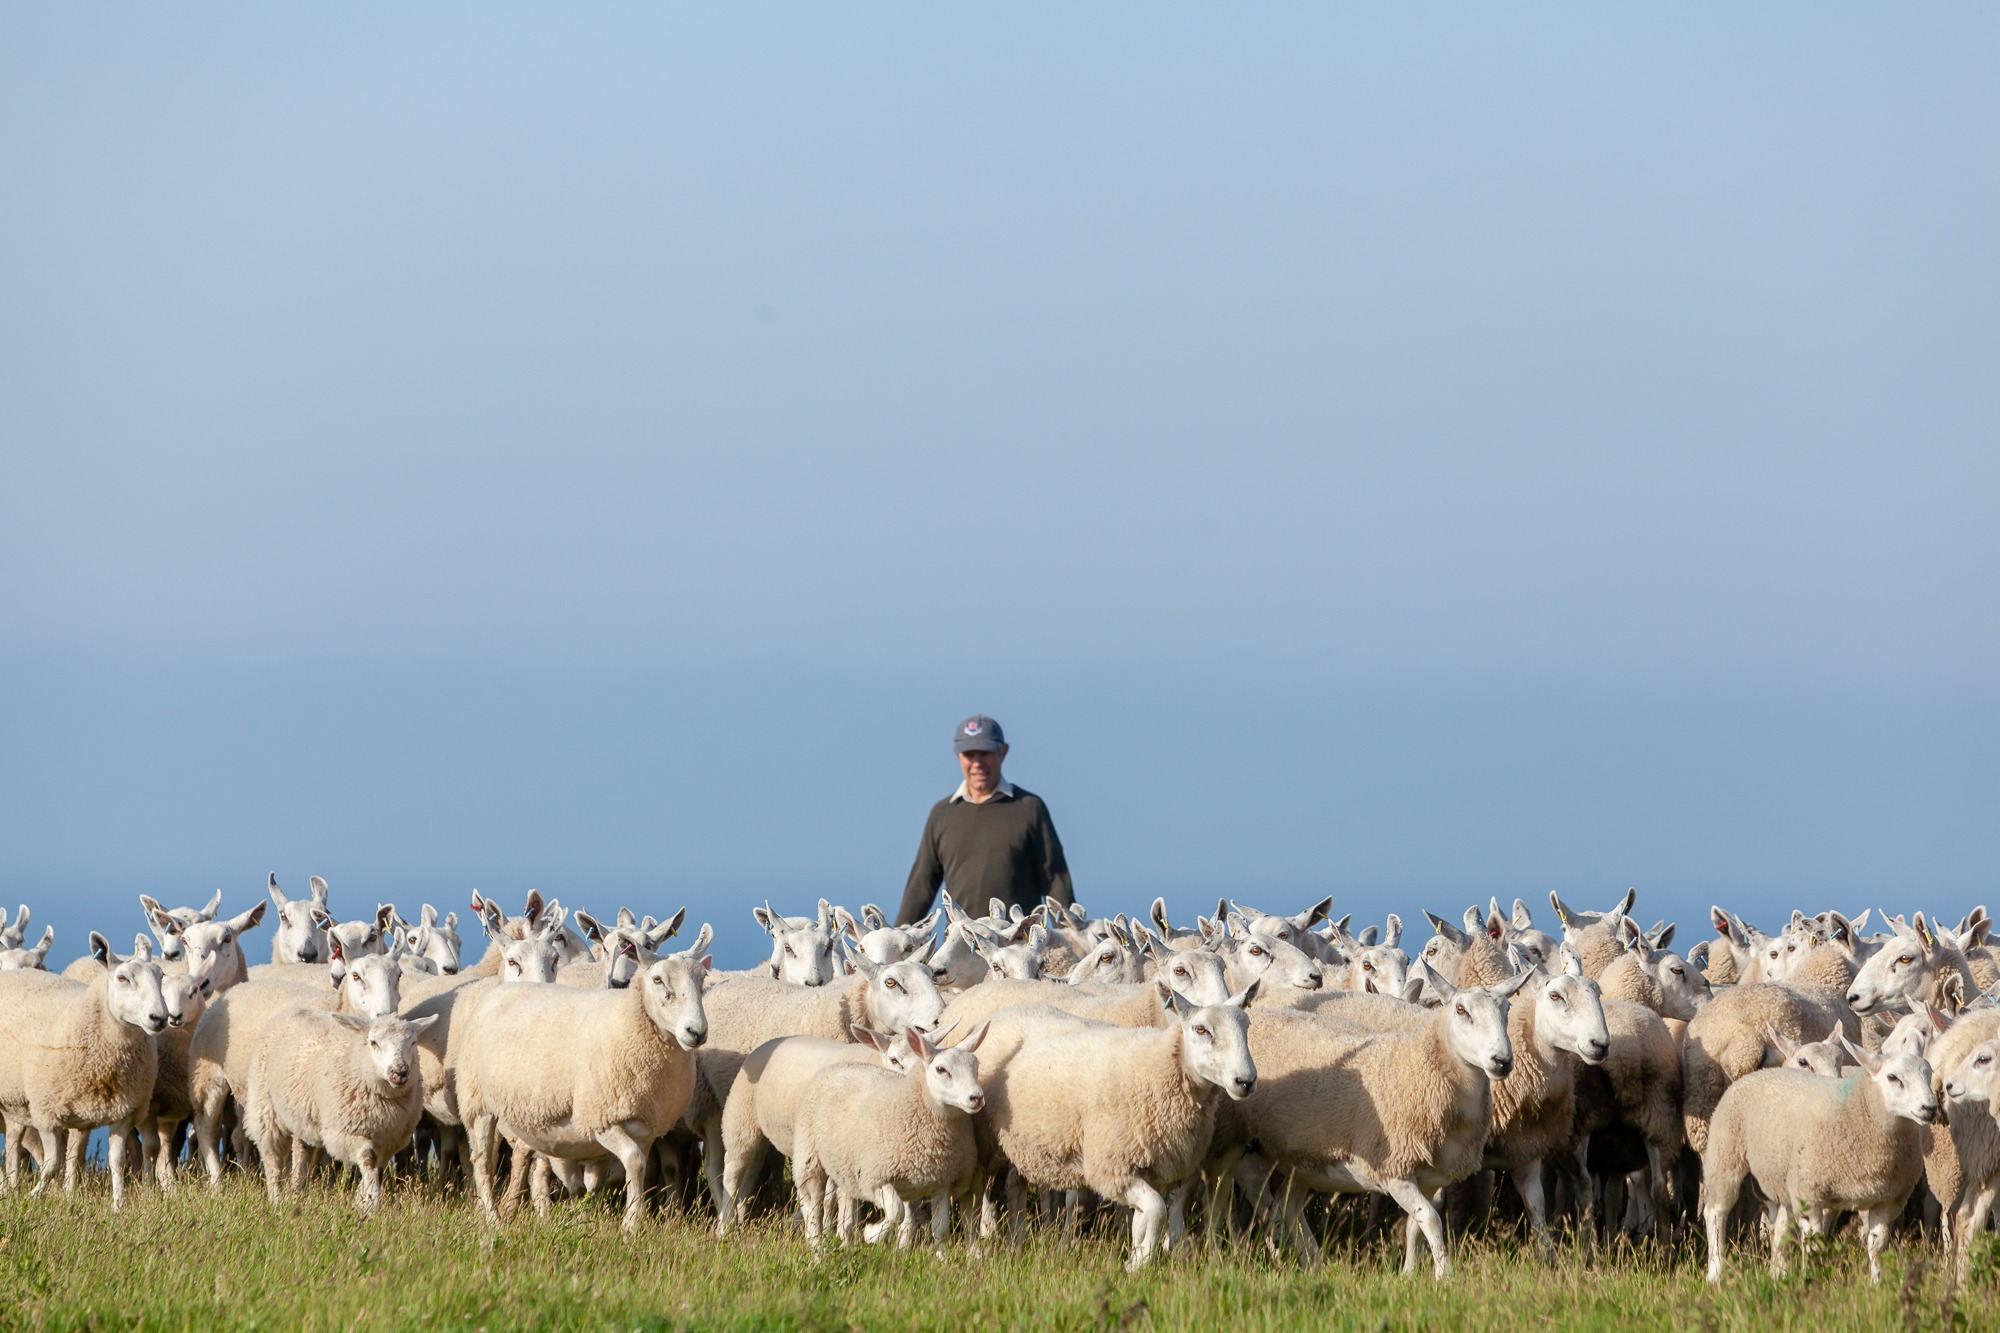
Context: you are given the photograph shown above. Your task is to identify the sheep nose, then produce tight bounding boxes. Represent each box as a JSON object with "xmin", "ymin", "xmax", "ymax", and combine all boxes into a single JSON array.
[
  {"xmin": 1306, "ymin": 972, "xmax": 1323, "ymax": 990},
  {"xmin": 1921, "ymin": 1102, "xmax": 1939, "ymax": 1123},
  {"xmin": 965, "ymin": 1094, "xmax": 985, "ymax": 1111},
  {"xmin": 1586, "ymin": 1040, "xmax": 1610, "ymax": 1062},
  {"xmin": 299, "ymin": 945, "xmax": 318, "ymax": 963},
  {"xmin": 147, "ymin": 1013, "xmax": 167, "ymax": 1032},
  {"xmin": 1488, "ymin": 1056, "xmax": 1513, "ymax": 1078},
  {"xmin": 1846, "ymin": 991, "xmax": 1863, "ymax": 1007},
  {"xmin": 682, "ymin": 1026, "xmax": 708, "ymax": 1049},
  {"xmin": 1232, "ymin": 1076, "xmax": 1256, "ymax": 1099},
  {"xmin": 444, "ymin": 965, "xmax": 459, "ymax": 975}
]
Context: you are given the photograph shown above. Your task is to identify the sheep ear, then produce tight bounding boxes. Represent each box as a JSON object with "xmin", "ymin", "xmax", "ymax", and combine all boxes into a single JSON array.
[
  {"xmin": 1768, "ymin": 1027, "xmax": 1801, "ymax": 1060},
  {"xmin": 1400, "ymin": 976, "xmax": 1426, "ymax": 1003},
  {"xmin": 1652, "ymin": 922, "xmax": 1677, "ymax": 950},
  {"xmin": 1227, "ymin": 980, "xmax": 1260, "ymax": 1010},
  {"xmin": 1356, "ymin": 924, "xmax": 1378, "ymax": 947},
  {"xmin": 913, "ymin": 907, "xmax": 942, "ymax": 936},
  {"xmin": 1557, "ymin": 944, "xmax": 1584, "ymax": 977},
  {"xmin": 1490, "ymin": 969, "xmax": 1533, "ymax": 999},
  {"xmin": 1825, "ymin": 912, "xmax": 1854, "ymax": 949},
  {"xmin": 1511, "ymin": 899, "xmax": 1534, "ymax": 931},
  {"xmin": 1610, "ymin": 887, "xmax": 1637, "ymax": 918},
  {"xmin": 861, "ymin": 904, "xmax": 888, "ymax": 930},
  {"xmin": 443, "ymin": 911, "xmax": 459, "ymax": 933},
  {"xmin": 407, "ymin": 1014, "xmax": 441, "ymax": 1038},
  {"xmin": 329, "ymin": 1013, "xmax": 369, "ymax": 1034},
  {"xmin": 904, "ymin": 1026, "xmax": 935, "ymax": 1061},
  {"xmin": 230, "ymin": 902, "xmax": 266, "ymax": 934},
  {"xmin": 267, "ymin": 874, "xmax": 290, "ymax": 909},
  {"xmin": 1419, "ymin": 959, "xmax": 1457, "ymax": 999},
  {"xmin": 1913, "ymin": 912, "xmax": 1938, "ymax": 954},
  {"xmin": 832, "ymin": 907, "xmax": 861, "ymax": 942},
  {"xmin": 908, "ymin": 935, "xmax": 938, "ymax": 965},
  {"xmin": 89, "ymin": 931, "xmax": 111, "ymax": 965},
  {"xmin": 752, "ymin": 906, "xmax": 777, "ymax": 935},
  {"xmin": 1150, "ymin": 897, "xmax": 1173, "ymax": 934},
  {"xmin": 1940, "ymin": 972, "xmax": 1967, "ymax": 1016},
  {"xmin": 329, "ymin": 935, "xmax": 348, "ymax": 963},
  {"xmin": 1423, "ymin": 911, "xmax": 1465, "ymax": 946},
  {"xmin": 1686, "ymin": 941, "xmax": 1711, "ymax": 970},
  {"xmin": 1922, "ymin": 1001, "xmax": 1951, "ymax": 1034},
  {"xmin": 850, "ymin": 1025, "xmax": 890, "ymax": 1053},
  {"xmin": 373, "ymin": 904, "xmax": 396, "ymax": 934},
  {"xmin": 1462, "ymin": 905, "xmax": 1483, "ymax": 935},
  {"xmin": 199, "ymin": 889, "xmax": 225, "ymax": 921},
  {"xmin": 1300, "ymin": 897, "xmax": 1332, "ymax": 929},
  {"xmin": 1485, "ymin": 910, "xmax": 1507, "ymax": 942},
  {"xmin": 1549, "ymin": 893, "xmax": 1576, "ymax": 928},
  {"xmin": 958, "ymin": 1021, "xmax": 990, "ymax": 1054},
  {"xmin": 848, "ymin": 949, "xmax": 882, "ymax": 980},
  {"xmin": 309, "ymin": 876, "xmax": 330, "ymax": 905},
  {"xmin": 420, "ymin": 904, "xmax": 439, "ymax": 927},
  {"xmin": 647, "ymin": 908, "xmax": 687, "ymax": 950},
  {"xmin": 138, "ymin": 895, "xmax": 172, "ymax": 929},
  {"xmin": 1839, "ymin": 1032, "xmax": 1883, "ymax": 1073},
  {"xmin": 522, "ymin": 890, "xmax": 547, "ymax": 925},
  {"xmin": 132, "ymin": 936, "xmax": 154, "ymax": 961},
  {"xmin": 573, "ymin": 911, "xmax": 607, "ymax": 945}
]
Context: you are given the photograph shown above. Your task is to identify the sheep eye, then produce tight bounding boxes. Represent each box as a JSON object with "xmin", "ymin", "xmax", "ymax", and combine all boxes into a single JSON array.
[
  {"xmin": 1889, "ymin": 1074, "xmax": 1902, "ymax": 1085},
  {"xmin": 934, "ymin": 1065, "xmax": 947, "ymax": 1075},
  {"xmin": 1899, "ymin": 955, "xmax": 1914, "ymax": 965},
  {"xmin": 1250, "ymin": 947, "xmax": 1266, "ymax": 958},
  {"xmin": 784, "ymin": 945, "xmax": 795, "ymax": 956},
  {"xmin": 1362, "ymin": 961, "xmax": 1375, "ymax": 972},
  {"xmin": 1173, "ymin": 967, "xmax": 1187, "ymax": 978},
  {"xmin": 1455, "ymin": 1004, "xmax": 1468, "ymax": 1019},
  {"xmin": 1194, "ymin": 1025, "xmax": 1209, "ymax": 1037},
  {"xmin": 885, "ymin": 978, "xmax": 899, "ymax": 990},
  {"xmin": 116, "ymin": 974, "xmax": 130, "ymax": 985}
]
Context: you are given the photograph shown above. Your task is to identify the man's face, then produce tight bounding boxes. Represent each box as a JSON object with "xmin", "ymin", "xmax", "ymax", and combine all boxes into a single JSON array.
[{"xmin": 959, "ymin": 744, "xmax": 1007, "ymax": 795}]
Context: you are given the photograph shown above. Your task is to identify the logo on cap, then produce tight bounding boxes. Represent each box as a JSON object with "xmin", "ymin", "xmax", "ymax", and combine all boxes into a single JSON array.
[{"xmin": 963, "ymin": 720, "xmax": 983, "ymax": 736}]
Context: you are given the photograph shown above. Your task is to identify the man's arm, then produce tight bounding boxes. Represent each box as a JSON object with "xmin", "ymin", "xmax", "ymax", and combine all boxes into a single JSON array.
[
  {"xmin": 1034, "ymin": 800, "xmax": 1074, "ymax": 908},
  {"xmin": 895, "ymin": 805, "xmax": 947, "ymax": 925}
]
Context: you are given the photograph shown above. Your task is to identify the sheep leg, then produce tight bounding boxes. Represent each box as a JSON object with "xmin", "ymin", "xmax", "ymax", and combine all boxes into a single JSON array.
[
  {"xmin": 873, "ymin": 1185, "xmax": 905, "ymax": 1247},
  {"xmin": 595, "ymin": 1123, "xmax": 652, "ymax": 1233},
  {"xmin": 61, "ymin": 1126, "xmax": 83, "ymax": 1195},
  {"xmin": 1005, "ymin": 1170, "xmax": 1029, "ymax": 1245},
  {"xmin": 716, "ymin": 1136, "xmax": 765, "ymax": 1236},
  {"xmin": 356, "ymin": 1147, "xmax": 383, "ymax": 1214},
  {"xmin": 1510, "ymin": 1161, "xmax": 1553, "ymax": 1261},
  {"xmin": 1644, "ymin": 1143, "xmax": 1672, "ymax": 1242},
  {"xmin": 1768, "ymin": 1203, "xmax": 1792, "ymax": 1277},
  {"xmin": 1120, "ymin": 1180, "xmax": 1169, "ymax": 1272},
  {"xmin": 954, "ymin": 1183, "xmax": 984, "ymax": 1259},
  {"xmin": 1277, "ymin": 1181, "xmax": 1319, "ymax": 1268},
  {"xmin": 1863, "ymin": 1203, "xmax": 1896, "ymax": 1283},
  {"xmin": 1165, "ymin": 1179, "xmax": 1193, "ymax": 1255},
  {"xmin": 497, "ymin": 1141, "xmax": 532, "ymax": 1220},
  {"xmin": 1, "ymin": 1113, "xmax": 20, "ymax": 1192},
  {"xmin": 1384, "ymin": 1179, "xmax": 1450, "ymax": 1279},
  {"xmin": 289, "ymin": 1138, "xmax": 311, "ymax": 1193},
  {"xmin": 260, "ymin": 1128, "xmax": 288, "ymax": 1206},
  {"xmin": 151, "ymin": 1117, "xmax": 181, "ymax": 1194},
  {"xmin": 529, "ymin": 1155, "xmax": 553, "ymax": 1218},
  {"xmin": 467, "ymin": 1114, "xmax": 503, "ymax": 1225},
  {"xmin": 836, "ymin": 1184, "xmax": 859, "ymax": 1246},
  {"xmin": 700, "ymin": 1115, "xmax": 731, "ymax": 1224},
  {"xmin": 31, "ymin": 1122, "xmax": 62, "ymax": 1196},
  {"xmin": 194, "ymin": 1092, "xmax": 228, "ymax": 1188},
  {"xmin": 105, "ymin": 1121, "xmax": 133, "ymax": 1209},
  {"xmin": 1956, "ymin": 1186, "xmax": 1998, "ymax": 1279},
  {"xmin": 796, "ymin": 1163, "xmax": 827, "ymax": 1252}
]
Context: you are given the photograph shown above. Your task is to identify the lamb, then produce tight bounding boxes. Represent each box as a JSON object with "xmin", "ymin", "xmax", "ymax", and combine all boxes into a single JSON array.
[
  {"xmin": 1701, "ymin": 1034, "xmax": 1937, "ymax": 1282},
  {"xmin": 1768, "ymin": 1025, "xmax": 1847, "ymax": 1076},
  {"xmin": 0, "ymin": 954, "xmax": 169, "ymax": 1208},
  {"xmin": 142, "ymin": 972, "xmax": 210, "ymax": 1191},
  {"xmin": 793, "ymin": 1024, "xmax": 991, "ymax": 1255},
  {"xmin": 1569, "ymin": 997, "xmax": 1684, "ymax": 1238},
  {"xmin": 1679, "ymin": 980, "xmax": 1860, "ymax": 1152},
  {"xmin": 0, "ymin": 926, "xmax": 53, "ymax": 972},
  {"xmin": 1217, "ymin": 963, "xmax": 1527, "ymax": 1277},
  {"xmin": 716, "ymin": 1026, "xmax": 915, "ymax": 1233},
  {"xmin": 1914, "ymin": 1006, "xmax": 2000, "ymax": 1269},
  {"xmin": 188, "ymin": 942, "xmax": 405, "ymax": 1185},
  {"xmin": 244, "ymin": 1007, "xmax": 438, "ymax": 1211},
  {"xmin": 266, "ymin": 873, "xmax": 329, "ymax": 965},
  {"xmin": 980, "ymin": 982, "xmax": 1258, "ymax": 1270},
  {"xmin": 457, "ymin": 943, "xmax": 712, "ymax": 1231}
]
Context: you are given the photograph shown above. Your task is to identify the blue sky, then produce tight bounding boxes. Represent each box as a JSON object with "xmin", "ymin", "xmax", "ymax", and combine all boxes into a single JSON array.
[{"xmin": 2, "ymin": 6, "xmax": 1994, "ymax": 966}]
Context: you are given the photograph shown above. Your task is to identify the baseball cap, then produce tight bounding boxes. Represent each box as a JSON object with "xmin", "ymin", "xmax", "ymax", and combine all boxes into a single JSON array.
[{"xmin": 952, "ymin": 715, "xmax": 1006, "ymax": 752}]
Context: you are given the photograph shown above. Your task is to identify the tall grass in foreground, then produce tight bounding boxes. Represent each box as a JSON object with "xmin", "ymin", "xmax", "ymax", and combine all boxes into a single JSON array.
[{"xmin": 0, "ymin": 1173, "xmax": 1988, "ymax": 1331}]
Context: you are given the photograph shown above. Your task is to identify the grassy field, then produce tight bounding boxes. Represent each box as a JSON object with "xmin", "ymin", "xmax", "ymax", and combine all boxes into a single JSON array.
[{"xmin": 0, "ymin": 1172, "xmax": 1986, "ymax": 1332}]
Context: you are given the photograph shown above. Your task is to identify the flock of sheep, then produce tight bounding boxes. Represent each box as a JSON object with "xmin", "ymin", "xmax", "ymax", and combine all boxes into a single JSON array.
[{"xmin": 1, "ymin": 879, "xmax": 1997, "ymax": 1284}]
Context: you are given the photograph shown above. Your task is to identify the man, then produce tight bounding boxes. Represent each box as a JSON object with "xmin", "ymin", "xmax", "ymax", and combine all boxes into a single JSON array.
[{"xmin": 896, "ymin": 714, "xmax": 1074, "ymax": 926}]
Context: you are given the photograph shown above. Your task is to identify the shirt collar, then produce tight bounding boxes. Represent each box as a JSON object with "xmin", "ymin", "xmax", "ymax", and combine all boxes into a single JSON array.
[{"xmin": 950, "ymin": 778, "xmax": 1017, "ymax": 804}]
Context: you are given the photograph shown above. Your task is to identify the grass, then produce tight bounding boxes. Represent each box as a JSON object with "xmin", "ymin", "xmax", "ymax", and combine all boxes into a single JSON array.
[{"xmin": 0, "ymin": 1171, "xmax": 1989, "ymax": 1332}]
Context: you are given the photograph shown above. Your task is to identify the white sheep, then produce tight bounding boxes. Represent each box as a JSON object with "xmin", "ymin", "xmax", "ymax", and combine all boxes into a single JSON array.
[
  {"xmin": 793, "ymin": 1023, "xmax": 991, "ymax": 1255},
  {"xmin": 1702, "ymin": 1034, "xmax": 1937, "ymax": 1282},
  {"xmin": 0, "ymin": 926, "xmax": 54, "ymax": 972},
  {"xmin": 1217, "ymin": 963, "xmax": 1527, "ymax": 1277},
  {"xmin": 141, "ymin": 971, "xmax": 210, "ymax": 1191},
  {"xmin": 138, "ymin": 890, "xmax": 224, "ymax": 961},
  {"xmin": 748, "ymin": 901, "xmax": 838, "ymax": 986},
  {"xmin": 0, "ymin": 905, "xmax": 30, "ymax": 952},
  {"xmin": 0, "ymin": 955, "xmax": 169, "ymax": 1208},
  {"xmin": 391, "ymin": 904, "xmax": 464, "ymax": 976},
  {"xmin": 833, "ymin": 903, "xmax": 940, "ymax": 965},
  {"xmin": 1680, "ymin": 980, "xmax": 1859, "ymax": 1152},
  {"xmin": 458, "ymin": 943, "xmax": 711, "ymax": 1231},
  {"xmin": 715, "ymin": 1026, "xmax": 913, "ymax": 1233},
  {"xmin": 244, "ymin": 1007, "xmax": 438, "ymax": 1211},
  {"xmin": 981, "ymin": 981, "xmax": 1258, "ymax": 1270},
  {"xmin": 1847, "ymin": 911, "xmax": 1978, "ymax": 1017},
  {"xmin": 266, "ymin": 873, "xmax": 330, "ymax": 965}
]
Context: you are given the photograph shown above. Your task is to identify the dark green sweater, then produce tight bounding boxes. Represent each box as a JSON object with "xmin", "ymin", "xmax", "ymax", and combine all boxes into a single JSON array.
[{"xmin": 897, "ymin": 786, "xmax": 1073, "ymax": 925}]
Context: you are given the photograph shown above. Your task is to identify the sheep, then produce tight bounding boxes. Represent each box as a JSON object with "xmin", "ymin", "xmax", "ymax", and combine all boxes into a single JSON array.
[
  {"xmin": 792, "ymin": 1023, "xmax": 992, "ymax": 1255},
  {"xmin": 59, "ymin": 931, "xmax": 153, "ymax": 982},
  {"xmin": 565, "ymin": 907, "xmax": 687, "ymax": 988},
  {"xmin": 833, "ymin": 903, "xmax": 940, "ymax": 965},
  {"xmin": 981, "ymin": 981, "xmax": 1258, "ymax": 1270},
  {"xmin": 0, "ymin": 905, "xmax": 29, "ymax": 952},
  {"xmin": 1913, "ymin": 1006, "xmax": 2000, "ymax": 1269},
  {"xmin": 716, "ymin": 1026, "xmax": 916, "ymax": 1233},
  {"xmin": 1208, "ymin": 916, "xmax": 1324, "ymax": 993},
  {"xmin": 458, "ymin": 942, "xmax": 712, "ymax": 1231},
  {"xmin": 1701, "ymin": 1034, "xmax": 1937, "ymax": 1283},
  {"xmin": 0, "ymin": 954, "xmax": 168, "ymax": 1208},
  {"xmin": 1680, "ymin": 981, "xmax": 1860, "ymax": 1152},
  {"xmin": 1768, "ymin": 1025, "xmax": 1846, "ymax": 1076},
  {"xmin": 162, "ymin": 901, "xmax": 266, "ymax": 999},
  {"xmin": 306, "ymin": 901, "xmax": 398, "ymax": 968},
  {"xmin": 1847, "ymin": 912, "xmax": 1978, "ymax": 1017},
  {"xmin": 138, "ymin": 890, "xmax": 224, "ymax": 961},
  {"xmin": 461, "ymin": 890, "xmax": 590, "ymax": 976},
  {"xmin": 0, "ymin": 926, "xmax": 53, "ymax": 972},
  {"xmin": 1492, "ymin": 899, "xmax": 1559, "ymax": 969},
  {"xmin": 937, "ymin": 946, "xmax": 1234, "ymax": 1034},
  {"xmin": 141, "ymin": 972, "xmax": 210, "ymax": 1191},
  {"xmin": 1702, "ymin": 906, "xmax": 1767, "ymax": 985},
  {"xmin": 1322, "ymin": 917, "xmax": 1410, "ymax": 996},
  {"xmin": 749, "ymin": 901, "xmax": 838, "ymax": 986},
  {"xmin": 973, "ymin": 919, "xmax": 1051, "ymax": 981},
  {"xmin": 244, "ymin": 1007, "xmax": 438, "ymax": 1211},
  {"xmin": 688, "ymin": 951, "xmax": 946, "ymax": 1214},
  {"xmin": 1547, "ymin": 888, "xmax": 1638, "ymax": 978},
  {"xmin": 187, "ymin": 941, "xmax": 405, "ymax": 1185},
  {"xmin": 266, "ymin": 873, "xmax": 329, "ymax": 965},
  {"xmin": 1414, "ymin": 911, "xmax": 1514, "ymax": 991},
  {"xmin": 1218, "ymin": 963, "xmax": 1527, "ymax": 1277},
  {"xmin": 1569, "ymin": 997, "xmax": 1684, "ymax": 1239},
  {"xmin": 1597, "ymin": 922, "xmax": 1707, "ymax": 1021},
  {"xmin": 1226, "ymin": 897, "xmax": 1334, "ymax": 953},
  {"xmin": 1478, "ymin": 947, "xmax": 1611, "ymax": 1253},
  {"xmin": 392, "ymin": 903, "xmax": 463, "ymax": 975}
]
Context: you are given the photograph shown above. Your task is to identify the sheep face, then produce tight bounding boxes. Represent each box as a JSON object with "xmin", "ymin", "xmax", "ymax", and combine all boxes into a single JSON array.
[
  {"xmin": 1423, "ymin": 962, "xmax": 1521, "ymax": 1080},
  {"xmin": 311, "ymin": 905, "xmax": 395, "ymax": 970},
  {"xmin": 108, "ymin": 957, "xmax": 170, "ymax": 1035},
  {"xmin": 1770, "ymin": 1027, "xmax": 1846, "ymax": 1076},
  {"xmin": 907, "ymin": 1022, "xmax": 987, "ymax": 1113},
  {"xmin": 1755, "ymin": 926, "xmax": 1811, "ymax": 984},
  {"xmin": 182, "ymin": 903, "xmax": 266, "ymax": 996},
  {"xmin": 338, "ymin": 1013, "xmax": 437, "ymax": 1091},
  {"xmin": 639, "ymin": 954, "xmax": 710, "ymax": 1050},
  {"xmin": 980, "ymin": 924, "xmax": 1049, "ymax": 982},
  {"xmin": 1654, "ymin": 950, "xmax": 1711, "ymax": 1020},
  {"xmin": 928, "ymin": 924, "xmax": 987, "ymax": 991},
  {"xmin": 1850, "ymin": 1042, "xmax": 1938, "ymax": 1125},
  {"xmin": 1880, "ymin": 1005, "xmax": 1949, "ymax": 1062},
  {"xmin": 853, "ymin": 954, "xmax": 946, "ymax": 1036},
  {"xmin": 0, "ymin": 905, "xmax": 29, "ymax": 952},
  {"xmin": 161, "ymin": 973, "xmax": 208, "ymax": 1030},
  {"xmin": 1945, "ymin": 1040, "xmax": 2000, "ymax": 1104},
  {"xmin": 1162, "ymin": 983, "xmax": 1258, "ymax": 1100},
  {"xmin": 402, "ymin": 905, "xmax": 462, "ymax": 975},
  {"xmin": 1220, "ymin": 920, "xmax": 1323, "ymax": 991},
  {"xmin": 0, "ymin": 926, "xmax": 54, "ymax": 972},
  {"xmin": 1538, "ymin": 954, "xmax": 1611, "ymax": 1064},
  {"xmin": 268, "ymin": 874, "xmax": 329, "ymax": 965},
  {"xmin": 1228, "ymin": 897, "xmax": 1333, "ymax": 948},
  {"xmin": 754, "ymin": 906, "xmax": 837, "ymax": 987},
  {"xmin": 337, "ymin": 950, "xmax": 405, "ymax": 1017},
  {"xmin": 1342, "ymin": 940, "xmax": 1410, "ymax": 997},
  {"xmin": 1847, "ymin": 916, "xmax": 1944, "ymax": 1014},
  {"xmin": 138, "ymin": 890, "xmax": 224, "ymax": 961},
  {"xmin": 1067, "ymin": 927, "xmax": 1144, "ymax": 986},
  {"xmin": 1146, "ymin": 942, "xmax": 1232, "ymax": 1006},
  {"xmin": 499, "ymin": 929, "xmax": 563, "ymax": 984}
]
